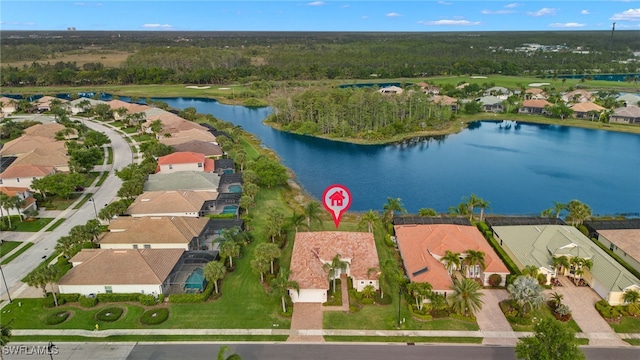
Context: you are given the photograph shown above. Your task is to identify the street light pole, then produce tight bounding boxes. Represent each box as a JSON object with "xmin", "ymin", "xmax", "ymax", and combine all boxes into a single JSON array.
[
  {"xmin": 0, "ymin": 264, "xmax": 12, "ymax": 303},
  {"xmin": 89, "ymin": 197, "xmax": 98, "ymax": 218},
  {"xmin": 397, "ymin": 287, "xmax": 402, "ymax": 328}
]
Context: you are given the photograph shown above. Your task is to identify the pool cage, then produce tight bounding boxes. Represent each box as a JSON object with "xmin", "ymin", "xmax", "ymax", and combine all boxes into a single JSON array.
[{"xmin": 166, "ymin": 251, "xmax": 218, "ymax": 294}]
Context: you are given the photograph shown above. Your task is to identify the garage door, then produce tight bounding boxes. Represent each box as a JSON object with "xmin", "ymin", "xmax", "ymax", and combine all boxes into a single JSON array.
[{"xmin": 591, "ymin": 278, "xmax": 608, "ymax": 300}]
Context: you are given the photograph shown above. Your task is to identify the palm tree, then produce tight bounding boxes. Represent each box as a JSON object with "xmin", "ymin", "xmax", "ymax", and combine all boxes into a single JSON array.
[
  {"xmin": 552, "ymin": 255, "xmax": 570, "ymax": 276},
  {"xmin": 55, "ymin": 235, "xmax": 78, "ymax": 258},
  {"xmin": 368, "ymin": 259, "xmax": 401, "ymax": 299},
  {"xmin": 239, "ymin": 195, "xmax": 255, "ymax": 215},
  {"xmin": 464, "ymin": 250, "xmax": 486, "ymax": 279},
  {"xmin": 203, "ymin": 260, "xmax": 226, "ymax": 294},
  {"xmin": 475, "ymin": 198, "xmax": 490, "ymax": 222},
  {"xmin": 233, "ymin": 150, "xmax": 247, "ymax": 172},
  {"xmin": 44, "ymin": 265, "xmax": 59, "ymax": 307},
  {"xmin": 288, "ymin": 212, "xmax": 307, "ymax": 233},
  {"xmin": 549, "ymin": 291, "xmax": 564, "ymax": 308},
  {"xmin": 566, "ymin": 199, "xmax": 592, "ymax": 226},
  {"xmin": 219, "ymin": 240, "xmax": 240, "ymax": 268},
  {"xmin": 362, "ymin": 285, "xmax": 376, "ymax": 299},
  {"xmin": 324, "ymin": 254, "xmax": 348, "ymax": 293},
  {"xmin": 255, "ymin": 242, "xmax": 281, "ymax": 274},
  {"xmin": 507, "ymin": 275, "xmax": 545, "ymax": 316},
  {"xmin": 269, "ymin": 269, "xmax": 299, "ymax": 313},
  {"xmin": 622, "ymin": 289, "xmax": 640, "ymax": 305},
  {"xmin": 242, "ymin": 183, "xmax": 259, "ymax": 199},
  {"xmin": 383, "ymin": 197, "xmax": 406, "ymax": 223},
  {"xmin": 303, "ymin": 201, "xmax": 323, "ymax": 230},
  {"xmin": 0, "ymin": 194, "xmax": 23, "ymax": 228},
  {"xmin": 441, "ymin": 250, "xmax": 461, "ymax": 275},
  {"xmin": 84, "ymin": 219, "xmax": 103, "ymax": 244},
  {"xmin": 0, "ymin": 323, "xmax": 11, "ymax": 353},
  {"xmin": 450, "ymin": 278, "xmax": 484, "ymax": 317},
  {"xmin": 417, "ymin": 208, "xmax": 437, "ymax": 217},
  {"xmin": 448, "ymin": 202, "xmax": 469, "ymax": 217},
  {"xmin": 216, "ymin": 345, "xmax": 242, "ymax": 360},
  {"xmin": 461, "ymin": 194, "xmax": 481, "ymax": 221},
  {"xmin": 359, "ymin": 210, "xmax": 380, "ymax": 233},
  {"xmin": 521, "ymin": 265, "xmax": 540, "ymax": 279},
  {"xmin": 407, "ymin": 282, "xmax": 432, "ymax": 311},
  {"xmin": 251, "ymin": 256, "xmax": 270, "ymax": 283},
  {"xmin": 25, "ymin": 267, "xmax": 48, "ymax": 297}
]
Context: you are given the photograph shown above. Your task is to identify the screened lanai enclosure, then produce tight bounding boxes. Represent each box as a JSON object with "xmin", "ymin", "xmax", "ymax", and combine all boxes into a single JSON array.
[{"xmin": 166, "ymin": 251, "xmax": 218, "ymax": 294}]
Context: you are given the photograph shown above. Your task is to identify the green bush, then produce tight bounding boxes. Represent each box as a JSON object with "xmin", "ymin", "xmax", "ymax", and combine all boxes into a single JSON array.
[
  {"xmin": 42, "ymin": 293, "xmax": 64, "ymax": 308},
  {"xmin": 140, "ymin": 308, "xmax": 169, "ymax": 325},
  {"xmin": 449, "ymin": 313, "xmax": 476, "ymax": 322},
  {"xmin": 169, "ymin": 282, "xmax": 215, "ymax": 303},
  {"xmin": 139, "ymin": 294, "xmax": 157, "ymax": 306},
  {"xmin": 488, "ymin": 274, "xmax": 502, "ymax": 287},
  {"xmin": 45, "ymin": 311, "xmax": 70, "ymax": 325},
  {"xmin": 383, "ymin": 234, "xmax": 395, "ymax": 247},
  {"xmin": 95, "ymin": 307, "xmax": 124, "ymax": 322},
  {"xmin": 58, "ymin": 293, "xmax": 80, "ymax": 303},
  {"xmin": 375, "ymin": 292, "xmax": 392, "ymax": 305},
  {"xmin": 157, "ymin": 294, "xmax": 165, "ymax": 303},
  {"xmin": 97, "ymin": 293, "xmax": 141, "ymax": 302},
  {"xmin": 360, "ymin": 298, "xmax": 374, "ymax": 305},
  {"xmin": 349, "ymin": 305, "xmax": 361, "ymax": 313},
  {"xmin": 79, "ymin": 295, "xmax": 98, "ymax": 308}
]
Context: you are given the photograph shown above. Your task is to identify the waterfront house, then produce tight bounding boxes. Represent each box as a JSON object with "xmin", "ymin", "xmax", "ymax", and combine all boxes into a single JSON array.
[
  {"xmin": 519, "ymin": 99, "xmax": 552, "ymax": 114},
  {"xmin": 562, "ymin": 89, "xmax": 595, "ymax": 104},
  {"xmin": 609, "ymin": 105, "xmax": 640, "ymax": 124},
  {"xmin": 144, "ymin": 171, "xmax": 221, "ymax": 192},
  {"xmin": 571, "ymin": 102, "xmax": 605, "ymax": 120},
  {"xmin": 477, "ymin": 96, "xmax": 504, "ymax": 113},
  {"xmin": 289, "ymin": 232, "xmax": 380, "ymax": 303},
  {"xmin": 585, "ymin": 219, "xmax": 640, "ymax": 275},
  {"xmin": 617, "ymin": 93, "xmax": 640, "ymax": 107},
  {"xmin": 524, "ymin": 88, "xmax": 547, "ymax": 100},
  {"xmin": 172, "ymin": 140, "xmax": 223, "ymax": 159},
  {"xmin": 484, "ymin": 86, "xmax": 512, "ymax": 99}
]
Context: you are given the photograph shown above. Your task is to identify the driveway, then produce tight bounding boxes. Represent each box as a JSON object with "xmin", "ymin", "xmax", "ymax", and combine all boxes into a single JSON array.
[
  {"xmin": 547, "ymin": 276, "xmax": 628, "ymax": 347},
  {"xmin": 476, "ymin": 289, "xmax": 519, "ymax": 345},
  {"xmin": 288, "ymin": 303, "xmax": 324, "ymax": 343}
]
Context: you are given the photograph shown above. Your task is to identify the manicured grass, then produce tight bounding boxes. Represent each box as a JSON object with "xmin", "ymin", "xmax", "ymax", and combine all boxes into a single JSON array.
[
  {"xmin": 624, "ymin": 339, "xmax": 640, "ymax": 346},
  {"xmin": 0, "ymin": 242, "xmax": 33, "ymax": 265},
  {"xmin": 502, "ymin": 301, "xmax": 581, "ymax": 333},
  {"xmin": 96, "ymin": 172, "xmax": 109, "ymax": 186},
  {"xmin": 111, "ymin": 121, "xmax": 124, "ymax": 128},
  {"xmin": 324, "ymin": 336, "xmax": 482, "ymax": 344},
  {"xmin": 46, "ymin": 218, "xmax": 66, "ymax": 232},
  {"xmin": 120, "ymin": 126, "xmax": 138, "ymax": 134},
  {"xmin": 0, "ymin": 241, "xmax": 21, "ymax": 257},
  {"xmin": 73, "ymin": 193, "xmax": 94, "ymax": 210},
  {"xmin": 240, "ymin": 136, "xmax": 261, "ymax": 160},
  {"xmin": 132, "ymin": 134, "xmax": 154, "ymax": 143},
  {"xmin": 83, "ymin": 172, "xmax": 100, "ymax": 187},
  {"xmin": 106, "ymin": 147, "xmax": 114, "ymax": 165},
  {"xmin": 12, "ymin": 218, "xmax": 55, "ymax": 232},
  {"xmin": 611, "ymin": 316, "xmax": 640, "ymax": 333},
  {"xmin": 45, "ymin": 194, "xmax": 82, "ymax": 211},
  {"xmin": 10, "ymin": 335, "xmax": 288, "ymax": 342}
]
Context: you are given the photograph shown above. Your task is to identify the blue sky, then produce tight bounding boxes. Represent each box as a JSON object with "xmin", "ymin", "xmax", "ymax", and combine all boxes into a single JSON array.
[{"xmin": 1, "ymin": 1, "xmax": 640, "ymax": 32}]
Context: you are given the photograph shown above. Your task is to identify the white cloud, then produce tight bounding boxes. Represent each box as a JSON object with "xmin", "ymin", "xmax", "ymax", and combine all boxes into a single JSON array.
[
  {"xmin": 386, "ymin": 12, "xmax": 401, "ymax": 17},
  {"xmin": 420, "ymin": 19, "xmax": 482, "ymax": 26},
  {"xmin": 481, "ymin": 10, "xmax": 515, "ymax": 15},
  {"xmin": 549, "ymin": 22, "xmax": 586, "ymax": 28},
  {"xmin": 0, "ymin": 20, "xmax": 36, "ymax": 26},
  {"xmin": 527, "ymin": 8, "xmax": 557, "ymax": 17},
  {"xmin": 438, "ymin": 1, "xmax": 452, "ymax": 5},
  {"xmin": 610, "ymin": 8, "xmax": 640, "ymax": 21},
  {"xmin": 505, "ymin": 3, "xmax": 520, "ymax": 9},
  {"xmin": 340, "ymin": 4, "xmax": 349, "ymax": 8},
  {"xmin": 580, "ymin": 10, "xmax": 591, "ymax": 15},
  {"xmin": 361, "ymin": 16, "xmax": 368, "ymax": 19},
  {"xmin": 142, "ymin": 23, "xmax": 173, "ymax": 29},
  {"xmin": 307, "ymin": 1, "xmax": 324, "ymax": 6}
]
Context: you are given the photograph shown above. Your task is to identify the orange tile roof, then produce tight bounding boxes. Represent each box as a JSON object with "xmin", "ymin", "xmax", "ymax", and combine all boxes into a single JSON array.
[
  {"xmin": 126, "ymin": 190, "xmax": 218, "ymax": 215},
  {"xmin": 12, "ymin": 147, "xmax": 70, "ymax": 168},
  {"xmin": 0, "ymin": 164, "xmax": 54, "ymax": 179},
  {"xmin": 0, "ymin": 135, "xmax": 64, "ymax": 156},
  {"xmin": 394, "ymin": 224, "xmax": 509, "ymax": 291},
  {"xmin": 525, "ymin": 88, "xmax": 545, "ymax": 94},
  {"xmin": 571, "ymin": 102, "xmax": 605, "ymax": 113},
  {"xmin": 23, "ymin": 123, "xmax": 67, "ymax": 138},
  {"xmin": 107, "ymin": 99, "xmax": 151, "ymax": 113},
  {"xmin": 101, "ymin": 216, "xmax": 209, "ymax": 245},
  {"xmin": 60, "ymin": 248, "xmax": 184, "ymax": 285},
  {"xmin": 157, "ymin": 152, "xmax": 206, "ymax": 165},
  {"xmin": 0, "ymin": 186, "xmax": 29, "ymax": 196},
  {"xmin": 290, "ymin": 231, "xmax": 379, "ymax": 290},
  {"xmin": 432, "ymin": 95, "xmax": 457, "ymax": 106},
  {"xmin": 522, "ymin": 99, "xmax": 552, "ymax": 108}
]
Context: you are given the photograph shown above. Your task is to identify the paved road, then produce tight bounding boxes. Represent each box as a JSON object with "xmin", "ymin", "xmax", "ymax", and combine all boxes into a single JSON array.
[
  {"xmin": 3, "ymin": 342, "xmax": 639, "ymax": 360},
  {"xmin": 0, "ymin": 119, "xmax": 132, "ymax": 301}
]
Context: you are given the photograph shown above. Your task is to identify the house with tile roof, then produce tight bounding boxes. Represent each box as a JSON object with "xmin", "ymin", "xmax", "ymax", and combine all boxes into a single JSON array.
[
  {"xmin": 562, "ymin": 89, "xmax": 595, "ymax": 104},
  {"xmin": 617, "ymin": 93, "xmax": 640, "ymax": 107},
  {"xmin": 585, "ymin": 219, "xmax": 640, "ymax": 275},
  {"xmin": 524, "ymin": 88, "xmax": 547, "ymax": 100},
  {"xmin": 490, "ymin": 224, "xmax": 640, "ymax": 305},
  {"xmin": 432, "ymin": 95, "xmax": 458, "ymax": 111},
  {"xmin": 68, "ymin": 98, "xmax": 106, "ymax": 115},
  {"xmin": 0, "ymin": 97, "xmax": 17, "ymax": 116},
  {"xmin": 12, "ymin": 147, "xmax": 70, "ymax": 172},
  {"xmin": 159, "ymin": 128, "xmax": 217, "ymax": 147},
  {"xmin": 142, "ymin": 113, "xmax": 205, "ymax": 136},
  {"xmin": 156, "ymin": 152, "xmax": 214, "ymax": 174},
  {"xmin": 609, "ymin": 105, "xmax": 640, "ymax": 124},
  {"xmin": 23, "ymin": 123, "xmax": 68, "ymax": 139},
  {"xmin": 289, "ymin": 231, "xmax": 380, "ymax": 303},
  {"xmin": 172, "ymin": 140, "xmax": 223, "ymax": 159},
  {"xmin": 106, "ymin": 99, "xmax": 151, "ymax": 117},
  {"xmin": 126, "ymin": 190, "xmax": 218, "ymax": 218},
  {"xmin": 484, "ymin": 86, "xmax": 512, "ymax": 100},
  {"xmin": 0, "ymin": 135, "xmax": 66, "ymax": 157},
  {"xmin": 570, "ymin": 102, "xmax": 605, "ymax": 120},
  {"xmin": 99, "ymin": 216, "xmax": 214, "ymax": 250},
  {"xmin": 519, "ymin": 99, "xmax": 552, "ymax": 114},
  {"xmin": 477, "ymin": 96, "xmax": 504, "ymax": 113},
  {"xmin": 0, "ymin": 186, "xmax": 38, "ymax": 217},
  {"xmin": 394, "ymin": 223, "xmax": 509, "ymax": 296},
  {"xmin": 0, "ymin": 164, "xmax": 55, "ymax": 189},
  {"xmin": 34, "ymin": 96, "xmax": 68, "ymax": 112},
  {"xmin": 144, "ymin": 171, "xmax": 221, "ymax": 192},
  {"xmin": 58, "ymin": 248, "xmax": 184, "ymax": 296}
]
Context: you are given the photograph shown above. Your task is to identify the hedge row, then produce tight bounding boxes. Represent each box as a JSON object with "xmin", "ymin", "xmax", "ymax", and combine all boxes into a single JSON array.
[
  {"xmin": 476, "ymin": 222, "xmax": 521, "ymax": 276},
  {"xmin": 45, "ymin": 293, "xmax": 158, "ymax": 308},
  {"xmin": 169, "ymin": 281, "xmax": 215, "ymax": 303}
]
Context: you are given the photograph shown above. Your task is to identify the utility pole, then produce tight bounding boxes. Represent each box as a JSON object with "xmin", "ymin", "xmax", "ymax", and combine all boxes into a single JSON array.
[{"xmin": 0, "ymin": 264, "xmax": 12, "ymax": 303}]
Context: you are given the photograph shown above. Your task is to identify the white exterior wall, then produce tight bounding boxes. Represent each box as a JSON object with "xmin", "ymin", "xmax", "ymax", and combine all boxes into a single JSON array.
[
  {"xmin": 130, "ymin": 212, "xmax": 200, "ymax": 218},
  {"xmin": 598, "ymin": 235, "xmax": 640, "ymax": 274},
  {"xmin": 290, "ymin": 288, "xmax": 327, "ymax": 303},
  {"xmin": 0, "ymin": 177, "xmax": 41, "ymax": 190},
  {"xmin": 58, "ymin": 284, "xmax": 163, "ymax": 296},
  {"xmin": 354, "ymin": 278, "xmax": 379, "ymax": 292},
  {"xmin": 159, "ymin": 163, "xmax": 201, "ymax": 174},
  {"xmin": 99, "ymin": 242, "xmax": 189, "ymax": 250}
]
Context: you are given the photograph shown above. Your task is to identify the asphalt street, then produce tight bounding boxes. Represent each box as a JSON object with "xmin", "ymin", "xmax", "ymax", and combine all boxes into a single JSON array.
[{"xmin": 0, "ymin": 119, "xmax": 132, "ymax": 300}]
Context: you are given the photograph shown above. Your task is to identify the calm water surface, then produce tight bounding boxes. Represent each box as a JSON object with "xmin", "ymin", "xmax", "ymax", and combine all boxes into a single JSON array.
[{"xmin": 156, "ymin": 97, "xmax": 640, "ymax": 216}]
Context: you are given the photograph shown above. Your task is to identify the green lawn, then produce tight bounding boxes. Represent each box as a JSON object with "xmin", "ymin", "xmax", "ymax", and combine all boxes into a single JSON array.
[
  {"xmin": 44, "ymin": 194, "xmax": 82, "ymax": 211},
  {"xmin": 324, "ymin": 336, "xmax": 482, "ymax": 344},
  {"xmin": 624, "ymin": 339, "xmax": 640, "ymax": 346},
  {"xmin": 110, "ymin": 121, "xmax": 124, "ymax": 128},
  {"xmin": 11, "ymin": 335, "xmax": 288, "ymax": 343},
  {"xmin": 46, "ymin": 218, "xmax": 66, "ymax": 232},
  {"xmin": 132, "ymin": 134, "xmax": 154, "ymax": 143},
  {"xmin": 120, "ymin": 126, "xmax": 138, "ymax": 134},
  {"xmin": 96, "ymin": 172, "xmax": 109, "ymax": 186},
  {"xmin": 501, "ymin": 301, "xmax": 582, "ymax": 333},
  {"xmin": 106, "ymin": 147, "xmax": 114, "ymax": 165},
  {"xmin": 611, "ymin": 316, "xmax": 640, "ymax": 333},
  {"xmin": 83, "ymin": 172, "xmax": 100, "ymax": 187},
  {"xmin": 0, "ymin": 242, "xmax": 33, "ymax": 265},
  {"xmin": 12, "ymin": 218, "xmax": 55, "ymax": 232},
  {"xmin": 0, "ymin": 241, "xmax": 21, "ymax": 257}
]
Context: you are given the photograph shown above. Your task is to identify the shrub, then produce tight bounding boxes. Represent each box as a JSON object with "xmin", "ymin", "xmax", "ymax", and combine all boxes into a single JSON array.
[
  {"xmin": 169, "ymin": 281, "xmax": 215, "ymax": 303},
  {"xmin": 537, "ymin": 273, "xmax": 547, "ymax": 286},
  {"xmin": 450, "ymin": 313, "xmax": 476, "ymax": 322},
  {"xmin": 375, "ymin": 292, "xmax": 392, "ymax": 305},
  {"xmin": 488, "ymin": 274, "xmax": 502, "ymax": 287},
  {"xmin": 360, "ymin": 298, "xmax": 374, "ymax": 305},
  {"xmin": 556, "ymin": 304, "xmax": 571, "ymax": 316},
  {"xmin": 42, "ymin": 293, "xmax": 64, "ymax": 308},
  {"xmin": 79, "ymin": 295, "xmax": 98, "ymax": 308},
  {"xmin": 139, "ymin": 294, "xmax": 157, "ymax": 306},
  {"xmin": 627, "ymin": 303, "xmax": 640, "ymax": 316},
  {"xmin": 58, "ymin": 293, "xmax": 80, "ymax": 303},
  {"xmin": 97, "ymin": 293, "xmax": 141, "ymax": 302},
  {"xmin": 45, "ymin": 311, "xmax": 70, "ymax": 325},
  {"xmin": 140, "ymin": 308, "xmax": 169, "ymax": 325},
  {"xmin": 157, "ymin": 294, "xmax": 165, "ymax": 303},
  {"xmin": 95, "ymin": 307, "xmax": 124, "ymax": 322},
  {"xmin": 349, "ymin": 305, "xmax": 361, "ymax": 313}
]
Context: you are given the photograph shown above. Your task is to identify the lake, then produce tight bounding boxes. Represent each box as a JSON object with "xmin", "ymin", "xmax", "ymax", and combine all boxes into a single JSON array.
[{"xmin": 146, "ymin": 97, "xmax": 639, "ymax": 217}]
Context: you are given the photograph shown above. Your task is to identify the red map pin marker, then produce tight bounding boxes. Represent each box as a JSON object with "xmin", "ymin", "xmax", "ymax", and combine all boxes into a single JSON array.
[{"xmin": 322, "ymin": 184, "xmax": 352, "ymax": 228}]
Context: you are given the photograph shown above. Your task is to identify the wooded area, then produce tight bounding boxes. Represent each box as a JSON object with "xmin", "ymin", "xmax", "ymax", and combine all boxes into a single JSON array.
[{"xmin": 2, "ymin": 30, "xmax": 639, "ymax": 87}]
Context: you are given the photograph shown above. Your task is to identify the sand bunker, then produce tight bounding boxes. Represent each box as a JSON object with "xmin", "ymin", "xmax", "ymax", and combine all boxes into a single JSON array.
[
  {"xmin": 185, "ymin": 85, "xmax": 211, "ymax": 89},
  {"xmin": 528, "ymin": 83, "xmax": 550, "ymax": 87},
  {"xmin": 218, "ymin": 87, "xmax": 231, "ymax": 90}
]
